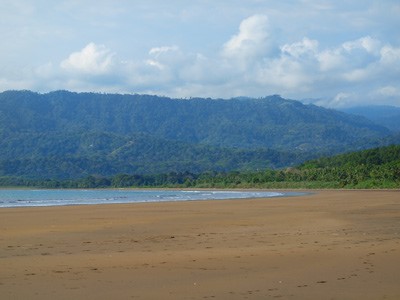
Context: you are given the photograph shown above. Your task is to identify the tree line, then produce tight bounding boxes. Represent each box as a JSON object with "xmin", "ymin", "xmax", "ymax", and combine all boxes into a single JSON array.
[{"xmin": 1, "ymin": 145, "xmax": 399, "ymax": 189}]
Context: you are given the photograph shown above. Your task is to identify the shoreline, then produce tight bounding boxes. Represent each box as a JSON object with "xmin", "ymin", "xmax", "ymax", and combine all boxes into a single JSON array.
[
  {"xmin": 0, "ymin": 189, "xmax": 306, "ymax": 209},
  {"xmin": 1, "ymin": 190, "xmax": 399, "ymax": 299}
]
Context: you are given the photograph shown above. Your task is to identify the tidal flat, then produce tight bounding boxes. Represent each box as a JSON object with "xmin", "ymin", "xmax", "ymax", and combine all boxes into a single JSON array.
[{"xmin": 0, "ymin": 190, "xmax": 399, "ymax": 299}]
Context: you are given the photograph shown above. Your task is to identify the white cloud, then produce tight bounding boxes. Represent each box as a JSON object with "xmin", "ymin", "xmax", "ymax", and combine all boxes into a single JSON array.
[
  {"xmin": 376, "ymin": 85, "xmax": 400, "ymax": 97},
  {"xmin": 316, "ymin": 36, "xmax": 381, "ymax": 73},
  {"xmin": 330, "ymin": 92, "xmax": 354, "ymax": 107},
  {"xmin": 317, "ymin": 49, "xmax": 345, "ymax": 71},
  {"xmin": 380, "ymin": 45, "xmax": 400, "ymax": 66},
  {"xmin": 61, "ymin": 43, "xmax": 115, "ymax": 75},
  {"xmin": 342, "ymin": 36, "xmax": 381, "ymax": 55},
  {"xmin": 20, "ymin": 31, "xmax": 400, "ymax": 108},
  {"xmin": 222, "ymin": 14, "xmax": 270, "ymax": 64},
  {"xmin": 98, "ymin": 31, "xmax": 400, "ymax": 105},
  {"xmin": 281, "ymin": 38, "xmax": 318, "ymax": 58},
  {"xmin": 149, "ymin": 45, "xmax": 179, "ymax": 57},
  {"xmin": 256, "ymin": 57, "xmax": 311, "ymax": 91},
  {"xmin": 145, "ymin": 59, "xmax": 165, "ymax": 70},
  {"xmin": 146, "ymin": 45, "xmax": 184, "ymax": 71},
  {"xmin": 343, "ymin": 68, "xmax": 371, "ymax": 82}
]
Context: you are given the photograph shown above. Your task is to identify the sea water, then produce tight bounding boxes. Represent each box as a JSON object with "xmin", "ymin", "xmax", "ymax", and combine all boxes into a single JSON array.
[{"xmin": 0, "ymin": 189, "xmax": 303, "ymax": 208}]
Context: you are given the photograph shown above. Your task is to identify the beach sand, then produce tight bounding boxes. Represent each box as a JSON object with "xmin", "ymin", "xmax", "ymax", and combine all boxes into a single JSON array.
[{"xmin": 1, "ymin": 190, "xmax": 399, "ymax": 299}]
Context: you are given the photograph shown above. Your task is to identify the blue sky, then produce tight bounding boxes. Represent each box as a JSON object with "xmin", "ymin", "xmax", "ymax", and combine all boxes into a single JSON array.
[{"xmin": 1, "ymin": 0, "xmax": 399, "ymax": 107}]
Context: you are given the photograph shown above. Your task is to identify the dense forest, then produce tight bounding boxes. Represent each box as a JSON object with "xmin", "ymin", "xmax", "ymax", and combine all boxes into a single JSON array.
[
  {"xmin": 0, "ymin": 91, "xmax": 390, "ymax": 152},
  {"xmin": 1, "ymin": 90, "xmax": 399, "ymax": 180},
  {"xmin": 0, "ymin": 132, "xmax": 311, "ymax": 178},
  {"xmin": 1, "ymin": 145, "xmax": 399, "ymax": 189}
]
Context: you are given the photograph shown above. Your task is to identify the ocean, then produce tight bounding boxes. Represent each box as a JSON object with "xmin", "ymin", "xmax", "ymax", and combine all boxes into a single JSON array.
[{"xmin": 0, "ymin": 189, "xmax": 302, "ymax": 208}]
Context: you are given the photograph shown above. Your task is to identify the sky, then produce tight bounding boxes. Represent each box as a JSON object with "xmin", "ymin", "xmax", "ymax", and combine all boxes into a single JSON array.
[{"xmin": 1, "ymin": 0, "xmax": 399, "ymax": 108}]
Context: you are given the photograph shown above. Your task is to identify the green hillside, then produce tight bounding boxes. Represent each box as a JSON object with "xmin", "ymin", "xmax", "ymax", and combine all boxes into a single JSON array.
[
  {"xmin": 0, "ymin": 90, "xmax": 397, "ymax": 180},
  {"xmin": 0, "ymin": 90, "xmax": 390, "ymax": 151},
  {"xmin": 0, "ymin": 132, "xmax": 308, "ymax": 179},
  {"xmin": 189, "ymin": 145, "xmax": 400, "ymax": 189}
]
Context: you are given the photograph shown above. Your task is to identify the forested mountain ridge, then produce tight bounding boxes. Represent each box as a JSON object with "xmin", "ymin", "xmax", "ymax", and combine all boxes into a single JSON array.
[
  {"xmin": 0, "ymin": 90, "xmax": 390, "ymax": 149},
  {"xmin": 0, "ymin": 90, "xmax": 396, "ymax": 179}
]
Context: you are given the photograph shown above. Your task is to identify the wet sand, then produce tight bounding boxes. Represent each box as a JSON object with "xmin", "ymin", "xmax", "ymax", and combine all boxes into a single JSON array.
[{"xmin": 1, "ymin": 190, "xmax": 399, "ymax": 299}]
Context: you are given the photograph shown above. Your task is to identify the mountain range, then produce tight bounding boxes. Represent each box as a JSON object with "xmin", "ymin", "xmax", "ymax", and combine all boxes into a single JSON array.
[
  {"xmin": 0, "ymin": 90, "xmax": 398, "ymax": 179},
  {"xmin": 341, "ymin": 105, "xmax": 400, "ymax": 132}
]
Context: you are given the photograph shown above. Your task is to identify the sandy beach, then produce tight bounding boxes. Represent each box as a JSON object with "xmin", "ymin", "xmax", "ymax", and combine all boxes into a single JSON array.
[{"xmin": 1, "ymin": 190, "xmax": 399, "ymax": 299}]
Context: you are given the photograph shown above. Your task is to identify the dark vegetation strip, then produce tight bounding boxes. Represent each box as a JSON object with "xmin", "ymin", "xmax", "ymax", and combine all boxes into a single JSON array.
[{"xmin": 1, "ymin": 145, "xmax": 399, "ymax": 189}]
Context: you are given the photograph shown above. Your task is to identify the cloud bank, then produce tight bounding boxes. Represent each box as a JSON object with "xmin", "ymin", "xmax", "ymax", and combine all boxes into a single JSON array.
[{"xmin": 1, "ymin": 4, "xmax": 399, "ymax": 108}]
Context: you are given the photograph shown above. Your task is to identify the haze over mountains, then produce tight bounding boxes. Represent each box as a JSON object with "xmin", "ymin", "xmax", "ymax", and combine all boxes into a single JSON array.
[
  {"xmin": 0, "ymin": 90, "xmax": 398, "ymax": 179},
  {"xmin": 341, "ymin": 106, "xmax": 400, "ymax": 132}
]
